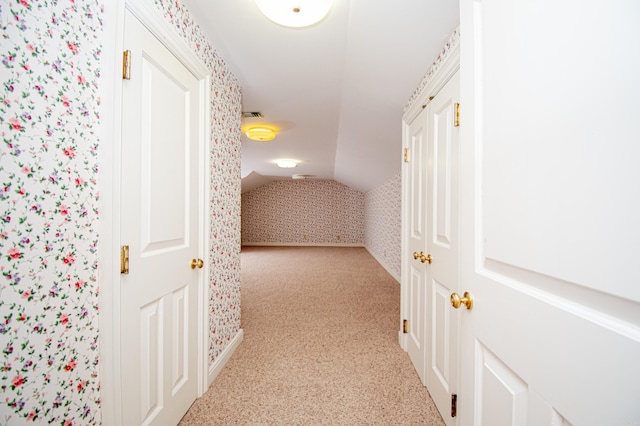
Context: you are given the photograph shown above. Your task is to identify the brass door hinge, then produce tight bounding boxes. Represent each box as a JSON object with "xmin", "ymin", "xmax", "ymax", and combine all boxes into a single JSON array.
[
  {"xmin": 454, "ymin": 103, "xmax": 460, "ymax": 127},
  {"xmin": 122, "ymin": 50, "xmax": 131, "ymax": 80},
  {"xmin": 451, "ymin": 393, "xmax": 457, "ymax": 417},
  {"xmin": 120, "ymin": 245, "xmax": 129, "ymax": 274},
  {"xmin": 403, "ymin": 319, "xmax": 408, "ymax": 334},
  {"xmin": 404, "ymin": 148, "xmax": 410, "ymax": 163}
]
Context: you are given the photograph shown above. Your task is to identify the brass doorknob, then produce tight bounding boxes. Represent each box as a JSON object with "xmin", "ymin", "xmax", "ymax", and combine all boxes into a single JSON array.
[
  {"xmin": 190, "ymin": 258, "xmax": 204, "ymax": 269},
  {"xmin": 422, "ymin": 253, "xmax": 432, "ymax": 264},
  {"xmin": 451, "ymin": 292, "xmax": 473, "ymax": 310},
  {"xmin": 413, "ymin": 251, "xmax": 432, "ymax": 264}
]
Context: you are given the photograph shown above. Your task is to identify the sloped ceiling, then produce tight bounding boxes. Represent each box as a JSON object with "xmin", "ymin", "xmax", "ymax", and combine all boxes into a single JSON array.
[{"xmin": 180, "ymin": 0, "xmax": 459, "ymax": 193}]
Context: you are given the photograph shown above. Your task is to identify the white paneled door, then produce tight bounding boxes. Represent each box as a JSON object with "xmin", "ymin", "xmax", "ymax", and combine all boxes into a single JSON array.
[
  {"xmin": 404, "ymin": 103, "xmax": 429, "ymax": 383},
  {"xmin": 402, "ymin": 71, "xmax": 461, "ymax": 426},
  {"xmin": 459, "ymin": 0, "xmax": 640, "ymax": 424},
  {"xmin": 120, "ymin": 10, "xmax": 202, "ymax": 426},
  {"xmin": 426, "ymin": 72, "xmax": 460, "ymax": 426}
]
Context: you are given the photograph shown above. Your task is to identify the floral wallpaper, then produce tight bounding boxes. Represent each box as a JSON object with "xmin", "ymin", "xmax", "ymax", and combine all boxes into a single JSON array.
[
  {"xmin": 365, "ymin": 173, "xmax": 401, "ymax": 281},
  {"xmin": 241, "ymin": 180, "xmax": 365, "ymax": 246},
  {"xmin": 0, "ymin": 0, "xmax": 241, "ymax": 424},
  {"xmin": 404, "ymin": 26, "xmax": 460, "ymax": 113},
  {"xmin": 0, "ymin": 0, "xmax": 103, "ymax": 424},
  {"xmin": 241, "ymin": 177, "xmax": 401, "ymax": 281},
  {"xmin": 154, "ymin": 0, "xmax": 243, "ymax": 373}
]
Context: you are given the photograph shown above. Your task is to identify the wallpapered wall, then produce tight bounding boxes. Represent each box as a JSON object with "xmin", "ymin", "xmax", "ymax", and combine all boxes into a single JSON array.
[
  {"xmin": 0, "ymin": 0, "xmax": 242, "ymax": 424},
  {"xmin": 1, "ymin": 1, "xmax": 103, "ymax": 423},
  {"xmin": 365, "ymin": 174, "xmax": 401, "ymax": 281},
  {"xmin": 241, "ymin": 177, "xmax": 402, "ymax": 281},
  {"xmin": 241, "ymin": 180, "xmax": 365, "ymax": 246}
]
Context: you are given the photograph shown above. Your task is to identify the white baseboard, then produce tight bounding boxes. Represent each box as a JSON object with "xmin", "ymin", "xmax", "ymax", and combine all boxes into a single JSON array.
[
  {"xmin": 241, "ymin": 242, "xmax": 365, "ymax": 248},
  {"xmin": 207, "ymin": 329, "xmax": 243, "ymax": 387},
  {"xmin": 365, "ymin": 247, "xmax": 401, "ymax": 283},
  {"xmin": 398, "ymin": 330, "xmax": 406, "ymax": 351}
]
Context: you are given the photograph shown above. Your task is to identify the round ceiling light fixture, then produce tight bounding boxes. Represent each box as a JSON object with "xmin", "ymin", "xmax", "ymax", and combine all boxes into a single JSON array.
[
  {"xmin": 254, "ymin": 0, "xmax": 334, "ymax": 28},
  {"xmin": 277, "ymin": 159, "xmax": 298, "ymax": 168},
  {"xmin": 245, "ymin": 126, "xmax": 277, "ymax": 141}
]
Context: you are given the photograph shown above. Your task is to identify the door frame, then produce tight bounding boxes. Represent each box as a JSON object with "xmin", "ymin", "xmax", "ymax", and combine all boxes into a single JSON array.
[
  {"xmin": 99, "ymin": 0, "xmax": 211, "ymax": 423},
  {"xmin": 400, "ymin": 44, "xmax": 460, "ymax": 351}
]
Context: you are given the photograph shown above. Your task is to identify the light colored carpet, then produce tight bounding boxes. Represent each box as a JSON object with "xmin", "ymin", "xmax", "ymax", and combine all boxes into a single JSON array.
[{"xmin": 179, "ymin": 246, "xmax": 445, "ymax": 425}]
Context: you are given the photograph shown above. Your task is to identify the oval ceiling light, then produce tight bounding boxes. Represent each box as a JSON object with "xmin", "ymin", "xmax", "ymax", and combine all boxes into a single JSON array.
[
  {"xmin": 277, "ymin": 160, "xmax": 297, "ymax": 168},
  {"xmin": 255, "ymin": 0, "xmax": 334, "ymax": 28},
  {"xmin": 245, "ymin": 126, "xmax": 277, "ymax": 141}
]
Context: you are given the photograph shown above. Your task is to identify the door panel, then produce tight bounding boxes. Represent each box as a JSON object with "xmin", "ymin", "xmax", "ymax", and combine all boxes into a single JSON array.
[
  {"xmin": 426, "ymin": 72, "xmax": 460, "ymax": 426},
  {"xmin": 476, "ymin": 343, "xmax": 527, "ymax": 426},
  {"xmin": 459, "ymin": 0, "xmax": 640, "ymax": 424},
  {"xmin": 121, "ymin": 10, "xmax": 201, "ymax": 426},
  {"xmin": 408, "ymin": 266, "xmax": 425, "ymax": 369},
  {"xmin": 172, "ymin": 285, "xmax": 189, "ymax": 392},
  {"xmin": 140, "ymin": 299, "xmax": 163, "ymax": 421},
  {"xmin": 432, "ymin": 279, "xmax": 451, "ymax": 385},
  {"xmin": 141, "ymin": 48, "xmax": 189, "ymax": 252},
  {"xmin": 405, "ymin": 107, "xmax": 429, "ymax": 383}
]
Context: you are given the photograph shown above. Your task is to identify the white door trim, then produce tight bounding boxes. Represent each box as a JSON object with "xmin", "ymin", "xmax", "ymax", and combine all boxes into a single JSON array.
[
  {"xmin": 125, "ymin": 0, "xmax": 209, "ymax": 77},
  {"xmin": 402, "ymin": 45, "xmax": 461, "ymax": 125},
  {"xmin": 99, "ymin": 1, "xmax": 211, "ymax": 423},
  {"xmin": 197, "ymin": 73, "xmax": 211, "ymax": 396},
  {"xmin": 99, "ymin": 2, "xmax": 126, "ymax": 423}
]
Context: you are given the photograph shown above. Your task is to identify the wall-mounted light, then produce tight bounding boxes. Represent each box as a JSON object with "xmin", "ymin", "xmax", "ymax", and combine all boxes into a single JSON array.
[
  {"xmin": 245, "ymin": 126, "xmax": 277, "ymax": 141},
  {"xmin": 277, "ymin": 160, "xmax": 297, "ymax": 168},
  {"xmin": 255, "ymin": 0, "xmax": 334, "ymax": 28}
]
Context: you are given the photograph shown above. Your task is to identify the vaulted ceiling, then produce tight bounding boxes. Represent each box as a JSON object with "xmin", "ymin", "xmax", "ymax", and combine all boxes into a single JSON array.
[{"xmin": 180, "ymin": 0, "xmax": 459, "ymax": 193}]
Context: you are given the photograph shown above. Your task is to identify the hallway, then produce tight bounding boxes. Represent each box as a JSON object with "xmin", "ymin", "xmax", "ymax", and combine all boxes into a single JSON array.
[{"xmin": 179, "ymin": 247, "xmax": 444, "ymax": 425}]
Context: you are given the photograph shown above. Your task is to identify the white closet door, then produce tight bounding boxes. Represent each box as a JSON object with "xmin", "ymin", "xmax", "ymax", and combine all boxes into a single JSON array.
[
  {"xmin": 426, "ymin": 72, "xmax": 460, "ymax": 426},
  {"xmin": 120, "ymin": 10, "xmax": 202, "ymax": 426},
  {"xmin": 404, "ymin": 105, "xmax": 430, "ymax": 383},
  {"xmin": 458, "ymin": 0, "xmax": 640, "ymax": 424}
]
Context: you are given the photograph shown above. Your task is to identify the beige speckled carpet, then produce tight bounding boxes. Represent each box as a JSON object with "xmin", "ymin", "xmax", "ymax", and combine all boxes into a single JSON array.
[{"xmin": 179, "ymin": 246, "xmax": 444, "ymax": 425}]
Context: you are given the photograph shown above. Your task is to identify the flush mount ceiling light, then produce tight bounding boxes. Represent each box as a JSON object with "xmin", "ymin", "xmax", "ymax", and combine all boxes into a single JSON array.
[
  {"xmin": 245, "ymin": 126, "xmax": 277, "ymax": 141},
  {"xmin": 277, "ymin": 160, "xmax": 297, "ymax": 168},
  {"xmin": 254, "ymin": 0, "xmax": 334, "ymax": 28}
]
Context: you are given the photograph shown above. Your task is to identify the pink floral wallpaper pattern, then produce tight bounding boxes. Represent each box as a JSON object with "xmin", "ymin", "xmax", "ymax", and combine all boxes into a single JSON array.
[
  {"xmin": 241, "ymin": 180, "xmax": 364, "ymax": 245},
  {"xmin": 1, "ymin": 0, "xmax": 103, "ymax": 424},
  {"xmin": 0, "ymin": 0, "xmax": 242, "ymax": 424},
  {"xmin": 365, "ymin": 173, "xmax": 401, "ymax": 281},
  {"xmin": 241, "ymin": 177, "xmax": 402, "ymax": 281}
]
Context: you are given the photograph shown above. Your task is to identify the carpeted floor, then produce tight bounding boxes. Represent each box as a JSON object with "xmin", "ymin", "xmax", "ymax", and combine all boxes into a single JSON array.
[{"xmin": 179, "ymin": 246, "xmax": 445, "ymax": 425}]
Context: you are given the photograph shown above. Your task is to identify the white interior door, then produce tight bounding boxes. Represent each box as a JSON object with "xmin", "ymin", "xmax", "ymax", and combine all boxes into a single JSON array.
[
  {"xmin": 426, "ymin": 72, "xmax": 459, "ymax": 426},
  {"xmin": 403, "ymin": 105, "xmax": 429, "ymax": 383},
  {"xmin": 120, "ymin": 10, "xmax": 202, "ymax": 425},
  {"xmin": 459, "ymin": 1, "xmax": 640, "ymax": 424}
]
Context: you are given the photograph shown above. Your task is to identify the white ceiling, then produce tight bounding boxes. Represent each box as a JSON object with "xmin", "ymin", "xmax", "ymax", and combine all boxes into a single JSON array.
[{"xmin": 180, "ymin": 0, "xmax": 459, "ymax": 193}]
